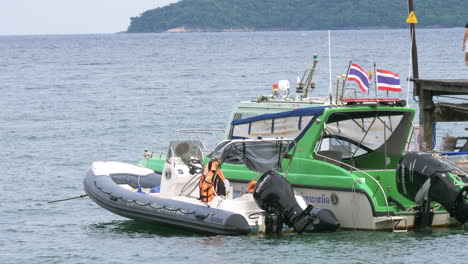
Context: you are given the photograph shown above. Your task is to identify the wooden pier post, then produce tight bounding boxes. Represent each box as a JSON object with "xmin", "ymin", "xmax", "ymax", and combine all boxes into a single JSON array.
[
  {"xmin": 407, "ymin": 0, "xmax": 467, "ymax": 151},
  {"xmin": 412, "ymin": 79, "xmax": 468, "ymax": 151}
]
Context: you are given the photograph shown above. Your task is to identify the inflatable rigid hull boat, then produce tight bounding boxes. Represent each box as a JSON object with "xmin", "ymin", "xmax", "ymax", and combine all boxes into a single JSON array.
[
  {"xmin": 84, "ymin": 162, "xmax": 251, "ymax": 235},
  {"xmin": 84, "ymin": 139, "xmax": 340, "ymax": 235}
]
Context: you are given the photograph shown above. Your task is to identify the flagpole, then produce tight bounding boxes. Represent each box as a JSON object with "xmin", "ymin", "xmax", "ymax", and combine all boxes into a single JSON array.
[
  {"xmin": 341, "ymin": 60, "xmax": 352, "ymax": 102},
  {"xmin": 373, "ymin": 62, "xmax": 377, "ymax": 98}
]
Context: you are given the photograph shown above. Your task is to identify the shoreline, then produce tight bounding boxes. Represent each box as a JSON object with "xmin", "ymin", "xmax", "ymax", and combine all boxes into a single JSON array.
[
  {"xmin": 125, "ymin": 25, "xmax": 459, "ymax": 34},
  {"xmin": 0, "ymin": 26, "xmax": 461, "ymax": 37}
]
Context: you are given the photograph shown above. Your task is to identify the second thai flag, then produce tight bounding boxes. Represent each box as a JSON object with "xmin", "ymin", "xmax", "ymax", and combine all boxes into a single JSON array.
[{"xmin": 376, "ymin": 69, "xmax": 402, "ymax": 92}]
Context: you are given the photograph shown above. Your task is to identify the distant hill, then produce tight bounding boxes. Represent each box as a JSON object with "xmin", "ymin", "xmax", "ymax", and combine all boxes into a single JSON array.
[{"xmin": 127, "ymin": 0, "xmax": 467, "ymax": 33}]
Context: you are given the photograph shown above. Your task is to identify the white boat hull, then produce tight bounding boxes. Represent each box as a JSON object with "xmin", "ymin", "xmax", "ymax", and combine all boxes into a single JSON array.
[{"xmin": 232, "ymin": 182, "xmax": 458, "ymax": 231}]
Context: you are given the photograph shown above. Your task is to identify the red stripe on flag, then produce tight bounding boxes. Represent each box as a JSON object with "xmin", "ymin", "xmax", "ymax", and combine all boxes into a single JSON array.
[
  {"xmin": 378, "ymin": 86, "xmax": 402, "ymax": 92},
  {"xmin": 351, "ymin": 63, "xmax": 366, "ymax": 73},
  {"xmin": 376, "ymin": 69, "xmax": 399, "ymax": 77},
  {"xmin": 348, "ymin": 76, "xmax": 368, "ymax": 92}
]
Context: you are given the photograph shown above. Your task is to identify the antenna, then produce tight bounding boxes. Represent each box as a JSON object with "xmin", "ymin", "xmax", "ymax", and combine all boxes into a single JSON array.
[
  {"xmin": 341, "ymin": 61, "xmax": 352, "ymax": 102},
  {"xmin": 328, "ymin": 30, "xmax": 333, "ymax": 104},
  {"xmin": 373, "ymin": 62, "xmax": 377, "ymax": 98}
]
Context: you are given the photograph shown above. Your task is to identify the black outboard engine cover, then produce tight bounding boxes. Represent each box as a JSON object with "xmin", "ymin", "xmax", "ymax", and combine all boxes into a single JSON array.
[
  {"xmin": 396, "ymin": 152, "xmax": 468, "ymax": 225},
  {"xmin": 253, "ymin": 171, "xmax": 339, "ymax": 233}
]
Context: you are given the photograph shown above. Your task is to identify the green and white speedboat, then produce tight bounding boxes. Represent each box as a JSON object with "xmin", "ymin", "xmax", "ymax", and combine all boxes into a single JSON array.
[{"xmin": 141, "ymin": 61, "xmax": 468, "ymax": 232}]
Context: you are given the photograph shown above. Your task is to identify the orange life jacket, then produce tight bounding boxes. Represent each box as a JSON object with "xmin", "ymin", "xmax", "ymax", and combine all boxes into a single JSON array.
[{"xmin": 199, "ymin": 160, "xmax": 226, "ymax": 202}]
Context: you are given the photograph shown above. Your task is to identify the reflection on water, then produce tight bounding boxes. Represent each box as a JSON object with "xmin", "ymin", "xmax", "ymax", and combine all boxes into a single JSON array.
[
  {"xmin": 91, "ymin": 219, "xmax": 467, "ymax": 243},
  {"xmin": 196, "ymin": 236, "xmax": 225, "ymax": 246},
  {"xmin": 91, "ymin": 220, "xmax": 205, "ymax": 237}
]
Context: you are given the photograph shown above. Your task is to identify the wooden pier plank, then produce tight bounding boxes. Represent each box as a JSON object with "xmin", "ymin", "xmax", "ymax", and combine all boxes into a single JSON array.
[{"xmin": 412, "ymin": 79, "xmax": 468, "ymax": 95}]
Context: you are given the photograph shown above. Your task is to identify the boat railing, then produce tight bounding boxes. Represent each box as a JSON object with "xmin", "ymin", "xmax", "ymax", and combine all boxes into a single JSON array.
[
  {"xmin": 175, "ymin": 129, "xmax": 225, "ymax": 154},
  {"xmin": 313, "ymin": 150, "xmax": 390, "ymax": 217},
  {"xmin": 435, "ymin": 153, "xmax": 468, "ymax": 175},
  {"xmin": 341, "ymin": 87, "xmax": 360, "ymax": 101}
]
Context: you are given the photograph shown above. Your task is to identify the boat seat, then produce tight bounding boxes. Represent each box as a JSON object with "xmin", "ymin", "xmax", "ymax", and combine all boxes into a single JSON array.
[{"xmin": 314, "ymin": 150, "xmax": 343, "ymax": 167}]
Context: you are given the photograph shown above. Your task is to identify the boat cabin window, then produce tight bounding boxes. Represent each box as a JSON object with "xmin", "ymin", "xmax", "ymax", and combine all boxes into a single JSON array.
[
  {"xmin": 317, "ymin": 111, "xmax": 412, "ymax": 170},
  {"xmin": 230, "ymin": 115, "xmax": 314, "ymax": 139},
  {"xmin": 233, "ymin": 113, "xmax": 243, "ymax": 120},
  {"xmin": 232, "ymin": 113, "xmax": 261, "ymax": 121}
]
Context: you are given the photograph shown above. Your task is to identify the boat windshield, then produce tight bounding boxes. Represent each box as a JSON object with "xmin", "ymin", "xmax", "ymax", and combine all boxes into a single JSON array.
[{"xmin": 317, "ymin": 110, "xmax": 413, "ymax": 170}]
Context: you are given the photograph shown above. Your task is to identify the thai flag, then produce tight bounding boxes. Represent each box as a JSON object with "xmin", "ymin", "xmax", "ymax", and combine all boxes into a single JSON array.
[
  {"xmin": 347, "ymin": 63, "xmax": 370, "ymax": 92},
  {"xmin": 376, "ymin": 69, "xmax": 402, "ymax": 92}
]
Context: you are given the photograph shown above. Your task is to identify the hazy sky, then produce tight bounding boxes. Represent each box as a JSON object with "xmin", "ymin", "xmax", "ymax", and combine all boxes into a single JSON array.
[{"xmin": 0, "ymin": 0, "xmax": 179, "ymax": 35}]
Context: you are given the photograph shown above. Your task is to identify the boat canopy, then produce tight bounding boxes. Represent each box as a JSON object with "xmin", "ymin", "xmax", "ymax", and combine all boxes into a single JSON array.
[
  {"xmin": 211, "ymin": 139, "xmax": 294, "ymax": 174},
  {"xmin": 317, "ymin": 109, "xmax": 413, "ymax": 169},
  {"xmin": 324, "ymin": 111, "xmax": 406, "ymax": 152},
  {"xmin": 229, "ymin": 106, "xmax": 326, "ymax": 141}
]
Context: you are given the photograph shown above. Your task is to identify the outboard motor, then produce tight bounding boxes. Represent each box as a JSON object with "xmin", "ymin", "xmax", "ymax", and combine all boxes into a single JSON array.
[
  {"xmin": 253, "ymin": 171, "xmax": 340, "ymax": 233},
  {"xmin": 396, "ymin": 152, "xmax": 468, "ymax": 228}
]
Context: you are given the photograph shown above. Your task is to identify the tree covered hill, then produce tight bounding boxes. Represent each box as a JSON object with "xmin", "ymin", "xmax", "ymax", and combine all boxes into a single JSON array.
[{"xmin": 127, "ymin": 0, "xmax": 467, "ymax": 33}]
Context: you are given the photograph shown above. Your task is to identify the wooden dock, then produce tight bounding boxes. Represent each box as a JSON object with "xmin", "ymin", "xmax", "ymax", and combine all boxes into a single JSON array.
[{"xmin": 412, "ymin": 79, "xmax": 468, "ymax": 151}]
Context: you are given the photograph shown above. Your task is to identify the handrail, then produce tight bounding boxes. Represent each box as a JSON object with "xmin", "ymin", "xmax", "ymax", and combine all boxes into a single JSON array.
[
  {"xmin": 313, "ymin": 151, "xmax": 391, "ymax": 217},
  {"xmin": 176, "ymin": 129, "xmax": 225, "ymax": 153},
  {"xmin": 435, "ymin": 153, "xmax": 468, "ymax": 175}
]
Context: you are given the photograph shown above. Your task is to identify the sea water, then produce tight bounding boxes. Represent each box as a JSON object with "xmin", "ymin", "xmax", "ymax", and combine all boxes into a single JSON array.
[{"xmin": 1, "ymin": 29, "xmax": 467, "ymax": 264}]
